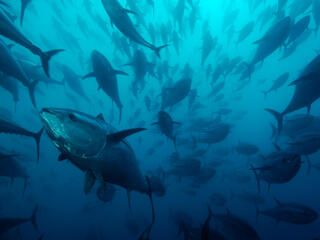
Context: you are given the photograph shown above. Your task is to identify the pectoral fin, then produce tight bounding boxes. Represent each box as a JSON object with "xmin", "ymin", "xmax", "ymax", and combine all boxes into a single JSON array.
[{"xmin": 107, "ymin": 128, "xmax": 146, "ymax": 144}]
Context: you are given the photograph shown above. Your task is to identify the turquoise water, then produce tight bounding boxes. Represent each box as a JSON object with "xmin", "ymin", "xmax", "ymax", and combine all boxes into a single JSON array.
[{"xmin": 0, "ymin": 0, "xmax": 319, "ymax": 239}]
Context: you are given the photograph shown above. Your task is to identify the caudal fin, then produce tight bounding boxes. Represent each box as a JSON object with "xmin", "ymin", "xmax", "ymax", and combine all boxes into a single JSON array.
[
  {"xmin": 30, "ymin": 205, "xmax": 39, "ymax": 232},
  {"xmin": 32, "ymin": 127, "xmax": 44, "ymax": 164},
  {"xmin": 154, "ymin": 44, "xmax": 168, "ymax": 58},
  {"xmin": 40, "ymin": 49, "xmax": 64, "ymax": 77},
  {"xmin": 265, "ymin": 108, "xmax": 283, "ymax": 133},
  {"xmin": 145, "ymin": 176, "xmax": 155, "ymax": 224}
]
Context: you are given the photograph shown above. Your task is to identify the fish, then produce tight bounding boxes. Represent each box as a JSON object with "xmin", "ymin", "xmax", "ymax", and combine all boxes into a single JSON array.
[
  {"xmin": 266, "ymin": 55, "xmax": 320, "ymax": 132},
  {"xmin": 0, "ymin": 205, "xmax": 38, "ymax": 236},
  {"xmin": 161, "ymin": 78, "xmax": 192, "ymax": 109},
  {"xmin": 235, "ymin": 142, "xmax": 259, "ymax": 157},
  {"xmin": 0, "ymin": 39, "xmax": 39, "ymax": 108},
  {"xmin": 211, "ymin": 209, "xmax": 260, "ymax": 240},
  {"xmin": 0, "ymin": 117, "xmax": 43, "ymax": 163},
  {"xmin": 236, "ymin": 21, "xmax": 254, "ymax": 45},
  {"xmin": 251, "ymin": 147, "xmax": 301, "ymax": 193},
  {"xmin": 249, "ymin": 17, "xmax": 291, "ymax": 71},
  {"xmin": 40, "ymin": 108, "xmax": 164, "ymax": 217},
  {"xmin": 58, "ymin": 64, "xmax": 91, "ymax": 103},
  {"xmin": 152, "ymin": 111, "xmax": 180, "ymax": 148},
  {"xmin": 286, "ymin": 16, "xmax": 310, "ymax": 47},
  {"xmin": 83, "ymin": 50, "xmax": 128, "ymax": 123},
  {"xmin": 262, "ymin": 72, "xmax": 289, "ymax": 98},
  {"xmin": 101, "ymin": 0, "xmax": 167, "ymax": 57},
  {"xmin": 257, "ymin": 198, "xmax": 318, "ymax": 225},
  {"xmin": 0, "ymin": 8, "xmax": 63, "ymax": 76}
]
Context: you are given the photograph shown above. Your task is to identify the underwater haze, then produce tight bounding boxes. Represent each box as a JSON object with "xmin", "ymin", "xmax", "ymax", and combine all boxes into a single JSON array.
[{"xmin": 1, "ymin": 0, "xmax": 320, "ymax": 239}]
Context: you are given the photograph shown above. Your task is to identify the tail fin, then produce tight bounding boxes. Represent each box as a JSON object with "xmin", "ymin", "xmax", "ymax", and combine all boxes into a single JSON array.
[
  {"xmin": 265, "ymin": 108, "xmax": 283, "ymax": 133},
  {"xmin": 40, "ymin": 49, "xmax": 64, "ymax": 77},
  {"xmin": 32, "ymin": 127, "xmax": 44, "ymax": 164},
  {"xmin": 30, "ymin": 205, "xmax": 39, "ymax": 232},
  {"xmin": 26, "ymin": 80, "xmax": 39, "ymax": 109},
  {"xmin": 250, "ymin": 164, "xmax": 261, "ymax": 194},
  {"xmin": 145, "ymin": 176, "xmax": 155, "ymax": 224},
  {"xmin": 154, "ymin": 44, "xmax": 168, "ymax": 58}
]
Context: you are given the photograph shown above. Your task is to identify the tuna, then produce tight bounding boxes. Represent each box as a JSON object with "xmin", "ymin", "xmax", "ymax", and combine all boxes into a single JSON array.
[
  {"xmin": 0, "ymin": 117, "xmax": 43, "ymax": 163},
  {"xmin": 0, "ymin": 8, "xmax": 63, "ymax": 76},
  {"xmin": 266, "ymin": 55, "xmax": 320, "ymax": 132},
  {"xmin": 101, "ymin": 0, "xmax": 167, "ymax": 57},
  {"xmin": 257, "ymin": 199, "xmax": 317, "ymax": 225},
  {"xmin": 0, "ymin": 206, "xmax": 38, "ymax": 236},
  {"xmin": 83, "ymin": 50, "xmax": 128, "ymax": 123},
  {"xmin": 152, "ymin": 111, "xmax": 180, "ymax": 148},
  {"xmin": 40, "ymin": 108, "xmax": 165, "ymax": 217},
  {"xmin": 161, "ymin": 78, "xmax": 192, "ymax": 109}
]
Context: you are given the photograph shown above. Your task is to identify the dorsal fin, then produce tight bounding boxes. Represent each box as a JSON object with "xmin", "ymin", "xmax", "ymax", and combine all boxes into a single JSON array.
[
  {"xmin": 58, "ymin": 154, "xmax": 67, "ymax": 161},
  {"xmin": 107, "ymin": 128, "xmax": 146, "ymax": 144},
  {"xmin": 289, "ymin": 73, "xmax": 318, "ymax": 86},
  {"xmin": 96, "ymin": 113, "xmax": 105, "ymax": 122}
]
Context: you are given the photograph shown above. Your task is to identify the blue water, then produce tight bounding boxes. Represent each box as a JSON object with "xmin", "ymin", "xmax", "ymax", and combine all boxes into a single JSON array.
[{"xmin": 0, "ymin": 0, "xmax": 320, "ymax": 239}]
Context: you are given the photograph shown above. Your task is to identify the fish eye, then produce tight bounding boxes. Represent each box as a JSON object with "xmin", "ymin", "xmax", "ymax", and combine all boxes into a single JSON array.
[{"xmin": 68, "ymin": 113, "xmax": 77, "ymax": 121}]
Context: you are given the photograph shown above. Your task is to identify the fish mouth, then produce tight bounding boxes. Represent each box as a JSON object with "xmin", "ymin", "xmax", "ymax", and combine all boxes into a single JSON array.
[{"xmin": 39, "ymin": 108, "xmax": 63, "ymax": 141}]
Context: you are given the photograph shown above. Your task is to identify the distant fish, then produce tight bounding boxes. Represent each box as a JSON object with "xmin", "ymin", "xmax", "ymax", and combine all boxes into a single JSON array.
[
  {"xmin": 152, "ymin": 111, "xmax": 180, "ymax": 149},
  {"xmin": 101, "ymin": 0, "xmax": 167, "ymax": 57},
  {"xmin": 83, "ymin": 50, "xmax": 128, "ymax": 123},
  {"xmin": 0, "ymin": 205, "xmax": 38, "ymax": 236},
  {"xmin": 0, "ymin": 8, "xmax": 63, "ymax": 76},
  {"xmin": 0, "ymin": 117, "xmax": 43, "ymax": 163},
  {"xmin": 262, "ymin": 73, "xmax": 289, "ymax": 98},
  {"xmin": 0, "ymin": 39, "xmax": 39, "ymax": 108},
  {"xmin": 266, "ymin": 55, "xmax": 320, "ymax": 132},
  {"xmin": 257, "ymin": 198, "xmax": 317, "ymax": 225}
]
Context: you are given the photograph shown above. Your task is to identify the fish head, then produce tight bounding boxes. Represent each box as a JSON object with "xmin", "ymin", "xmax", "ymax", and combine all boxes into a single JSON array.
[
  {"xmin": 301, "ymin": 208, "xmax": 318, "ymax": 223},
  {"xmin": 40, "ymin": 108, "xmax": 106, "ymax": 159}
]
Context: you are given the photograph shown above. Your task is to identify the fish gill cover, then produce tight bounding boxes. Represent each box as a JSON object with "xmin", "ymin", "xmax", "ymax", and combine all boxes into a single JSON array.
[{"xmin": 0, "ymin": 0, "xmax": 319, "ymax": 239}]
